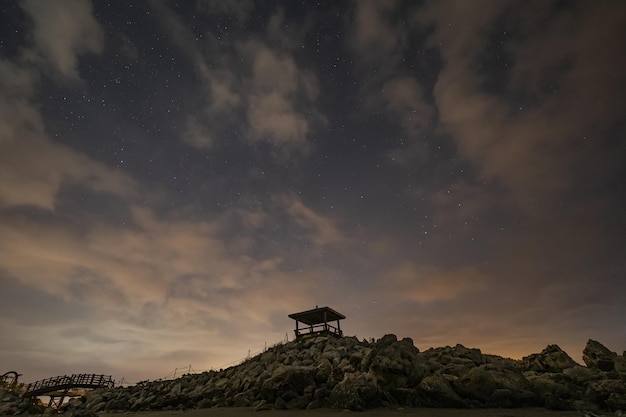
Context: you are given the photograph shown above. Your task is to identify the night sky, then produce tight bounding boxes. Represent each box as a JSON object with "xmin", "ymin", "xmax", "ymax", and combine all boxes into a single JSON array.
[{"xmin": 1, "ymin": 0, "xmax": 625, "ymax": 383}]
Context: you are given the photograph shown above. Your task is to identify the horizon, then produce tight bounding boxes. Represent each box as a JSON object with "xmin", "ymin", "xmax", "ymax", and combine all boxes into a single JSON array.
[{"xmin": 1, "ymin": 0, "xmax": 625, "ymax": 385}]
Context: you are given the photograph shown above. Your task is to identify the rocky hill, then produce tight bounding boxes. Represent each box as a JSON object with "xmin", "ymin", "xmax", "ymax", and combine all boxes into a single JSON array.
[{"xmin": 2, "ymin": 335, "xmax": 626, "ymax": 416}]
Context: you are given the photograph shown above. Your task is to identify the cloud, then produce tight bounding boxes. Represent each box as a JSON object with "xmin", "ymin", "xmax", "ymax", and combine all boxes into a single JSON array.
[
  {"xmin": 21, "ymin": 0, "xmax": 104, "ymax": 79},
  {"xmin": 422, "ymin": 0, "xmax": 626, "ymax": 203},
  {"xmin": 247, "ymin": 92, "xmax": 309, "ymax": 145},
  {"xmin": 0, "ymin": 3, "xmax": 308, "ymax": 376},
  {"xmin": 150, "ymin": 3, "xmax": 321, "ymax": 155},
  {"xmin": 280, "ymin": 194, "xmax": 347, "ymax": 248},
  {"xmin": 208, "ymin": 71, "xmax": 241, "ymax": 112},
  {"xmin": 243, "ymin": 41, "xmax": 320, "ymax": 148},
  {"xmin": 0, "ymin": 190, "xmax": 349, "ymax": 380},
  {"xmin": 0, "ymin": 59, "xmax": 136, "ymax": 210},
  {"xmin": 0, "ymin": 2, "xmax": 135, "ymax": 211},
  {"xmin": 0, "ymin": 60, "xmax": 42, "ymax": 144},
  {"xmin": 250, "ymin": 44, "xmax": 299, "ymax": 94},
  {"xmin": 0, "ymin": 134, "xmax": 137, "ymax": 211}
]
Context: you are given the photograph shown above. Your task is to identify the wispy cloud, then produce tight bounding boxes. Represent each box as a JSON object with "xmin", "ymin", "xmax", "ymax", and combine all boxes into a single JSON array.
[
  {"xmin": 423, "ymin": 0, "xmax": 626, "ymax": 203},
  {"xmin": 0, "ymin": 3, "xmax": 134, "ymax": 211},
  {"xmin": 150, "ymin": 2, "xmax": 323, "ymax": 156},
  {"xmin": 21, "ymin": 0, "xmax": 104, "ymax": 80}
]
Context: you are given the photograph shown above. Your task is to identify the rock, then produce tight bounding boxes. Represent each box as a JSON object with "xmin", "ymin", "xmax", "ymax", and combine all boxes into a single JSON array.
[
  {"xmin": 563, "ymin": 365, "xmax": 599, "ymax": 383},
  {"xmin": 377, "ymin": 334, "xmax": 398, "ymax": 346},
  {"xmin": 453, "ymin": 365, "xmax": 540, "ymax": 407},
  {"xmin": 104, "ymin": 397, "xmax": 129, "ymax": 411},
  {"xmin": 417, "ymin": 373, "xmax": 464, "ymax": 407},
  {"xmin": 83, "ymin": 391, "xmax": 104, "ymax": 409},
  {"xmin": 615, "ymin": 356, "xmax": 626, "ymax": 373},
  {"xmin": 168, "ymin": 381, "xmax": 182, "ymax": 397},
  {"xmin": 525, "ymin": 371, "xmax": 582, "ymax": 410},
  {"xmin": 255, "ymin": 399, "xmax": 272, "ymax": 411},
  {"xmin": 43, "ymin": 408, "xmax": 57, "ymax": 417},
  {"xmin": 584, "ymin": 340, "xmax": 617, "ymax": 371},
  {"xmin": 586, "ymin": 379, "xmax": 626, "ymax": 410},
  {"xmin": 231, "ymin": 391, "xmax": 252, "ymax": 407},
  {"xmin": 260, "ymin": 365, "xmax": 316, "ymax": 405},
  {"xmin": 196, "ymin": 398, "xmax": 214, "ymax": 409},
  {"xmin": 131, "ymin": 394, "xmax": 156, "ymax": 411},
  {"xmin": 315, "ymin": 357, "xmax": 332, "ymax": 384},
  {"xmin": 452, "ymin": 344, "xmax": 484, "ymax": 365},
  {"xmin": 329, "ymin": 371, "xmax": 380, "ymax": 410},
  {"xmin": 417, "ymin": 344, "xmax": 485, "ymax": 378},
  {"xmin": 522, "ymin": 344, "xmax": 579, "ymax": 373},
  {"xmin": 306, "ymin": 398, "xmax": 321, "ymax": 409},
  {"xmin": 40, "ymin": 334, "xmax": 621, "ymax": 414},
  {"xmin": 366, "ymin": 335, "xmax": 424, "ymax": 389},
  {"xmin": 606, "ymin": 392, "xmax": 626, "ymax": 412}
]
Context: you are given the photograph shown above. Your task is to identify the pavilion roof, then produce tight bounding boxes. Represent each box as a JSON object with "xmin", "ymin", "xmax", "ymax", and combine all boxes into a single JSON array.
[{"xmin": 288, "ymin": 306, "xmax": 345, "ymax": 325}]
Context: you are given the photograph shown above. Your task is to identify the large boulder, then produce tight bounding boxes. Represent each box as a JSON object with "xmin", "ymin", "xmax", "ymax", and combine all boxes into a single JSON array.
[
  {"xmin": 365, "ymin": 335, "xmax": 425, "ymax": 388},
  {"xmin": 452, "ymin": 365, "xmax": 541, "ymax": 407},
  {"xmin": 522, "ymin": 344, "xmax": 578, "ymax": 373},
  {"xmin": 585, "ymin": 378, "xmax": 626, "ymax": 410},
  {"xmin": 583, "ymin": 340, "xmax": 617, "ymax": 371},
  {"xmin": 260, "ymin": 365, "xmax": 316, "ymax": 408},
  {"xmin": 416, "ymin": 373, "xmax": 465, "ymax": 407},
  {"xmin": 417, "ymin": 344, "xmax": 486, "ymax": 378},
  {"xmin": 614, "ymin": 355, "xmax": 626, "ymax": 373},
  {"xmin": 452, "ymin": 344, "xmax": 484, "ymax": 365},
  {"xmin": 524, "ymin": 371, "xmax": 583, "ymax": 410},
  {"xmin": 328, "ymin": 371, "xmax": 380, "ymax": 410},
  {"xmin": 563, "ymin": 365, "xmax": 599, "ymax": 384},
  {"xmin": 314, "ymin": 357, "xmax": 333, "ymax": 384}
]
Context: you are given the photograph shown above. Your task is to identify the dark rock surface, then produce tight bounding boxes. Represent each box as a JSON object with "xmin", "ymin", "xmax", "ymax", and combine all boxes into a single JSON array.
[
  {"xmin": 3, "ymin": 336, "xmax": 626, "ymax": 415},
  {"xmin": 0, "ymin": 389, "xmax": 45, "ymax": 416},
  {"xmin": 584, "ymin": 339, "xmax": 618, "ymax": 372},
  {"xmin": 522, "ymin": 344, "xmax": 578, "ymax": 373}
]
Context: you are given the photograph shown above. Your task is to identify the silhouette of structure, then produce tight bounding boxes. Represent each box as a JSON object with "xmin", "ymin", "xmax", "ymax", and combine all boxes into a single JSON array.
[
  {"xmin": 288, "ymin": 306, "xmax": 345, "ymax": 339},
  {"xmin": 1, "ymin": 371, "xmax": 22, "ymax": 392},
  {"xmin": 23, "ymin": 374, "xmax": 114, "ymax": 408}
]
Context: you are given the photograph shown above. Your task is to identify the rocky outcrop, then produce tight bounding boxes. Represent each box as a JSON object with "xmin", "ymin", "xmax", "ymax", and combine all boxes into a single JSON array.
[
  {"xmin": 522, "ymin": 344, "xmax": 578, "ymax": 373},
  {"xmin": 3, "ymin": 336, "xmax": 625, "ymax": 415},
  {"xmin": 584, "ymin": 339, "xmax": 618, "ymax": 371}
]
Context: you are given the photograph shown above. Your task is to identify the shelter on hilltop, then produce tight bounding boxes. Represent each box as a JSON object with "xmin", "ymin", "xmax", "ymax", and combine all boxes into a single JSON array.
[{"xmin": 288, "ymin": 306, "xmax": 345, "ymax": 339}]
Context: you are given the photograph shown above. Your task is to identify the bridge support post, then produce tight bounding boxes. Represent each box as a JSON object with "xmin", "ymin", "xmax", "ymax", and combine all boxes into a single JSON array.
[{"xmin": 48, "ymin": 388, "xmax": 70, "ymax": 408}]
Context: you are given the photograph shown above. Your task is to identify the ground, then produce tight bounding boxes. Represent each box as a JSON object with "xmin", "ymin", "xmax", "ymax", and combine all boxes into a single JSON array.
[{"xmin": 100, "ymin": 408, "xmax": 584, "ymax": 417}]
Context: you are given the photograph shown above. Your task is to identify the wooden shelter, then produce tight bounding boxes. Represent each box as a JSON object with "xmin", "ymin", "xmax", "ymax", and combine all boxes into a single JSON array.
[{"xmin": 288, "ymin": 306, "xmax": 345, "ymax": 339}]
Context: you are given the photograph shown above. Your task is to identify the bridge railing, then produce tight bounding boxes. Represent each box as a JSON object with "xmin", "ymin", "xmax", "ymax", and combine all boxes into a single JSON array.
[{"xmin": 24, "ymin": 374, "xmax": 114, "ymax": 397}]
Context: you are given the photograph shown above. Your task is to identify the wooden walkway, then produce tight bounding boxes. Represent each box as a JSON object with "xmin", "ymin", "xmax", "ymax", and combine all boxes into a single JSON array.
[{"xmin": 23, "ymin": 373, "xmax": 114, "ymax": 399}]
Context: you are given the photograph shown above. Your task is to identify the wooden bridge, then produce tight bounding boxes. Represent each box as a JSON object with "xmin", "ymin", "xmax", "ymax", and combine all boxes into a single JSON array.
[{"xmin": 23, "ymin": 374, "xmax": 114, "ymax": 408}]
